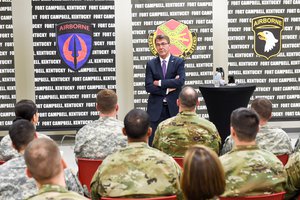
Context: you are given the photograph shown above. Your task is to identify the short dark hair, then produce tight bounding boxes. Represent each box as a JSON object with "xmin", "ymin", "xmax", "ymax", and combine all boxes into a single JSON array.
[
  {"xmin": 9, "ymin": 119, "xmax": 35, "ymax": 151},
  {"xmin": 25, "ymin": 138, "xmax": 61, "ymax": 182},
  {"xmin": 181, "ymin": 145, "xmax": 225, "ymax": 200},
  {"xmin": 14, "ymin": 99, "xmax": 37, "ymax": 122},
  {"xmin": 96, "ymin": 89, "xmax": 117, "ymax": 114},
  {"xmin": 230, "ymin": 108, "xmax": 259, "ymax": 142},
  {"xmin": 179, "ymin": 86, "xmax": 198, "ymax": 109},
  {"xmin": 251, "ymin": 98, "xmax": 272, "ymax": 120},
  {"xmin": 124, "ymin": 109, "xmax": 150, "ymax": 139},
  {"xmin": 155, "ymin": 34, "xmax": 170, "ymax": 44}
]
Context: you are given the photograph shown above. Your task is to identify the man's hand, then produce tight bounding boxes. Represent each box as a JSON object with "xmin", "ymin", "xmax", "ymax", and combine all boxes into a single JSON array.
[{"xmin": 153, "ymin": 80, "xmax": 159, "ymax": 86}]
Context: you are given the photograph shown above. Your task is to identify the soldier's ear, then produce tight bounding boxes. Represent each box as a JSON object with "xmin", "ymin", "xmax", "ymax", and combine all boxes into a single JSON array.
[
  {"xmin": 176, "ymin": 99, "xmax": 180, "ymax": 107},
  {"xmin": 230, "ymin": 127, "xmax": 236, "ymax": 137},
  {"xmin": 196, "ymin": 98, "xmax": 200, "ymax": 107},
  {"xmin": 96, "ymin": 103, "xmax": 101, "ymax": 112},
  {"xmin": 115, "ymin": 104, "xmax": 119, "ymax": 112},
  {"xmin": 26, "ymin": 168, "xmax": 33, "ymax": 178},
  {"xmin": 61, "ymin": 158, "xmax": 67, "ymax": 169},
  {"xmin": 147, "ymin": 127, "xmax": 152, "ymax": 138},
  {"xmin": 122, "ymin": 128, "xmax": 127, "ymax": 136}
]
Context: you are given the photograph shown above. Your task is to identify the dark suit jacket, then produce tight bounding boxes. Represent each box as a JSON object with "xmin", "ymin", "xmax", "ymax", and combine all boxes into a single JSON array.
[{"xmin": 145, "ymin": 55, "xmax": 185, "ymax": 122}]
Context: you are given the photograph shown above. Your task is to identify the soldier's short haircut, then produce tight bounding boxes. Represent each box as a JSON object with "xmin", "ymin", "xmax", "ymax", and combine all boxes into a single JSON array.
[
  {"xmin": 231, "ymin": 108, "xmax": 259, "ymax": 142},
  {"xmin": 251, "ymin": 98, "xmax": 272, "ymax": 120},
  {"xmin": 179, "ymin": 86, "xmax": 198, "ymax": 109},
  {"xmin": 25, "ymin": 138, "xmax": 61, "ymax": 182},
  {"xmin": 155, "ymin": 34, "xmax": 170, "ymax": 44},
  {"xmin": 14, "ymin": 99, "xmax": 37, "ymax": 122},
  {"xmin": 124, "ymin": 109, "xmax": 150, "ymax": 139},
  {"xmin": 96, "ymin": 89, "xmax": 117, "ymax": 114},
  {"xmin": 181, "ymin": 145, "xmax": 225, "ymax": 200},
  {"xmin": 9, "ymin": 119, "xmax": 35, "ymax": 151}
]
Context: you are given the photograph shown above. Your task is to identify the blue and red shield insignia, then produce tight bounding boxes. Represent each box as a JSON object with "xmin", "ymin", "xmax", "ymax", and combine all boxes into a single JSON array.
[{"xmin": 56, "ymin": 22, "xmax": 93, "ymax": 71}]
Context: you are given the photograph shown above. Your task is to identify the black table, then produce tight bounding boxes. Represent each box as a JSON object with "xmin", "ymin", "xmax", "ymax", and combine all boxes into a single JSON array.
[{"xmin": 199, "ymin": 84, "xmax": 256, "ymax": 144}]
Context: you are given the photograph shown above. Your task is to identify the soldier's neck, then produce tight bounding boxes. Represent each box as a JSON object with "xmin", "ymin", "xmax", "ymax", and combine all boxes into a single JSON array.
[{"xmin": 100, "ymin": 111, "xmax": 117, "ymax": 118}]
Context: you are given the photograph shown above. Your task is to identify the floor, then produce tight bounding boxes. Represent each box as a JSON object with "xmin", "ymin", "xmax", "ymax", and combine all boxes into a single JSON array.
[{"xmin": 59, "ymin": 133, "xmax": 300, "ymax": 173}]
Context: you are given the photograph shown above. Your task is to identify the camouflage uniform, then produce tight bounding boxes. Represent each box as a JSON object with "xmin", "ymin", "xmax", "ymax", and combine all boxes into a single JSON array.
[
  {"xmin": 27, "ymin": 184, "xmax": 88, "ymax": 200},
  {"xmin": 221, "ymin": 123, "xmax": 293, "ymax": 155},
  {"xmin": 284, "ymin": 151, "xmax": 300, "ymax": 199},
  {"xmin": 220, "ymin": 145, "xmax": 286, "ymax": 197},
  {"xmin": 152, "ymin": 111, "xmax": 221, "ymax": 156},
  {"xmin": 0, "ymin": 132, "xmax": 51, "ymax": 161},
  {"xmin": 74, "ymin": 116, "xmax": 127, "ymax": 159},
  {"xmin": 90, "ymin": 142, "xmax": 182, "ymax": 200},
  {"xmin": 0, "ymin": 155, "xmax": 84, "ymax": 200},
  {"xmin": 294, "ymin": 135, "xmax": 300, "ymax": 152}
]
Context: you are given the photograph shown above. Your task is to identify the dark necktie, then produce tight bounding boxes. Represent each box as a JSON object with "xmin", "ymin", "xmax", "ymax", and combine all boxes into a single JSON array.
[{"xmin": 162, "ymin": 60, "xmax": 167, "ymax": 78}]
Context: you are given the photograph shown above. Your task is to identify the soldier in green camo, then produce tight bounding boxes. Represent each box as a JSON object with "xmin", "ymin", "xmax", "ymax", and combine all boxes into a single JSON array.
[
  {"xmin": 91, "ymin": 109, "xmax": 182, "ymax": 200},
  {"xmin": 285, "ymin": 151, "xmax": 300, "ymax": 199},
  {"xmin": 220, "ymin": 108, "xmax": 286, "ymax": 197},
  {"xmin": 25, "ymin": 138, "xmax": 88, "ymax": 200},
  {"xmin": 152, "ymin": 86, "xmax": 221, "ymax": 156},
  {"xmin": 221, "ymin": 98, "xmax": 293, "ymax": 156}
]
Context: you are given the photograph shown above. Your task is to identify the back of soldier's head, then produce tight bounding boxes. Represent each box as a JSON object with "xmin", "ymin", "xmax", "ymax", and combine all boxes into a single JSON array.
[
  {"xmin": 230, "ymin": 108, "xmax": 259, "ymax": 142},
  {"xmin": 25, "ymin": 138, "xmax": 61, "ymax": 183},
  {"xmin": 251, "ymin": 98, "xmax": 272, "ymax": 121},
  {"xmin": 124, "ymin": 109, "xmax": 150, "ymax": 139},
  {"xmin": 14, "ymin": 99, "xmax": 37, "ymax": 122},
  {"xmin": 9, "ymin": 119, "xmax": 35, "ymax": 151},
  {"xmin": 96, "ymin": 89, "xmax": 117, "ymax": 114},
  {"xmin": 179, "ymin": 86, "xmax": 198, "ymax": 109},
  {"xmin": 181, "ymin": 145, "xmax": 225, "ymax": 200}
]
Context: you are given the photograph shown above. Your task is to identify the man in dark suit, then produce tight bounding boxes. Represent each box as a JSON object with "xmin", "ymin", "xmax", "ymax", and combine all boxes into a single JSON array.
[{"xmin": 145, "ymin": 34, "xmax": 185, "ymax": 145}]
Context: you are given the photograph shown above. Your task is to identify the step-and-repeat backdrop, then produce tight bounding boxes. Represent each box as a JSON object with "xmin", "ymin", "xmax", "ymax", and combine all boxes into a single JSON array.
[
  {"xmin": 228, "ymin": 0, "xmax": 300, "ymax": 122},
  {"xmin": 0, "ymin": 0, "xmax": 15, "ymax": 130},
  {"xmin": 32, "ymin": 0, "xmax": 116, "ymax": 130},
  {"xmin": 131, "ymin": 0, "xmax": 213, "ymax": 118}
]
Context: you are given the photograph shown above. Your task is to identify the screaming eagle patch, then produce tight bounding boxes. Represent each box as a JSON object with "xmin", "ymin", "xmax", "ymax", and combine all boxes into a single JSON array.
[
  {"xmin": 56, "ymin": 21, "xmax": 93, "ymax": 71},
  {"xmin": 252, "ymin": 16, "xmax": 284, "ymax": 60}
]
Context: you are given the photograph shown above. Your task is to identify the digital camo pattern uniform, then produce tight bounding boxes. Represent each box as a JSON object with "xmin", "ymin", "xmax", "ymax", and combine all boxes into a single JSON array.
[
  {"xmin": 294, "ymin": 135, "xmax": 300, "ymax": 152},
  {"xmin": 0, "ymin": 155, "xmax": 84, "ymax": 200},
  {"xmin": 220, "ymin": 145, "xmax": 286, "ymax": 197},
  {"xmin": 27, "ymin": 184, "xmax": 88, "ymax": 200},
  {"xmin": 0, "ymin": 132, "xmax": 51, "ymax": 161},
  {"xmin": 90, "ymin": 142, "xmax": 182, "ymax": 200},
  {"xmin": 221, "ymin": 123, "xmax": 293, "ymax": 155},
  {"xmin": 74, "ymin": 117, "xmax": 127, "ymax": 159},
  {"xmin": 284, "ymin": 151, "xmax": 300, "ymax": 199},
  {"xmin": 152, "ymin": 111, "xmax": 221, "ymax": 157}
]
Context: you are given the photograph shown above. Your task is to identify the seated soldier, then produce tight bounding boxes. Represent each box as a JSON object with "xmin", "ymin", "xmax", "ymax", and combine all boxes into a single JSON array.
[
  {"xmin": 152, "ymin": 86, "xmax": 221, "ymax": 157},
  {"xmin": 25, "ymin": 138, "xmax": 88, "ymax": 200},
  {"xmin": 285, "ymin": 151, "xmax": 300, "ymax": 199},
  {"xmin": 221, "ymin": 98, "xmax": 293, "ymax": 155},
  {"xmin": 0, "ymin": 99, "xmax": 51, "ymax": 161},
  {"xmin": 220, "ymin": 108, "xmax": 286, "ymax": 197},
  {"xmin": 91, "ymin": 109, "xmax": 182, "ymax": 200},
  {"xmin": 0, "ymin": 120, "xmax": 84, "ymax": 200},
  {"xmin": 74, "ymin": 89, "xmax": 127, "ymax": 159}
]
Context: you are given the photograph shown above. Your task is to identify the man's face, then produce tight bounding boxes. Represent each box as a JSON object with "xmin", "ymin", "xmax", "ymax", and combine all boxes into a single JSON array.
[{"xmin": 155, "ymin": 38, "xmax": 170, "ymax": 59}]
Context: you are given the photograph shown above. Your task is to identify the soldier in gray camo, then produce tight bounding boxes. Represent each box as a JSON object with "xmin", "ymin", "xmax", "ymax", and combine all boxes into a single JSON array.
[
  {"xmin": 25, "ymin": 138, "xmax": 88, "ymax": 200},
  {"xmin": 293, "ymin": 135, "xmax": 300, "ymax": 152},
  {"xmin": 152, "ymin": 86, "xmax": 221, "ymax": 157},
  {"xmin": 91, "ymin": 109, "xmax": 183, "ymax": 200},
  {"xmin": 74, "ymin": 89, "xmax": 127, "ymax": 159},
  {"xmin": 220, "ymin": 108, "xmax": 286, "ymax": 197},
  {"xmin": 221, "ymin": 98, "xmax": 293, "ymax": 155},
  {"xmin": 0, "ymin": 99, "xmax": 52, "ymax": 161},
  {"xmin": 0, "ymin": 119, "xmax": 84, "ymax": 200}
]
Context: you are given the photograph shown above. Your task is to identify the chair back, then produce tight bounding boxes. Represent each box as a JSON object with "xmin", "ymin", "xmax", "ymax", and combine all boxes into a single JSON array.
[
  {"xmin": 0, "ymin": 160, "xmax": 5, "ymax": 165},
  {"xmin": 77, "ymin": 158, "xmax": 103, "ymax": 192},
  {"xmin": 276, "ymin": 154, "xmax": 289, "ymax": 166},
  {"xmin": 101, "ymin": 195, "xmax": 177, "ymax": 200},
  {"xmin": 219, "ymin": 191, "xmax": 285, "ymax": 200},
  {"xmin": 173, "ymin": 157, "xmax": 183, "ymax": 168}
]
